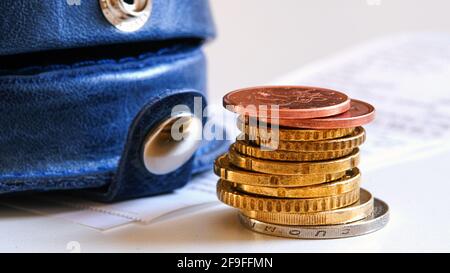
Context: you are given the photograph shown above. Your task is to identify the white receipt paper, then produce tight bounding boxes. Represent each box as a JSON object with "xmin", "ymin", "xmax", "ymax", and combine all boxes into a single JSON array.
[{"xmin": 2, "ymin": 32, "xmax": 450, "ymax": 231}]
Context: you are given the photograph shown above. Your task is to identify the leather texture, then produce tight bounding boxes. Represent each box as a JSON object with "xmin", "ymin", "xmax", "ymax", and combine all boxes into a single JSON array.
[
  {"xmin": 0, "ymin": 44, "xmax": 229, "ymax": 201},
  {"xmin": 0, "ymin": 0, "xmax": 215, "ymax": 56},
  {"xmin": 0, "ymin": 0, "xmax": 228, "ymax": 201}
]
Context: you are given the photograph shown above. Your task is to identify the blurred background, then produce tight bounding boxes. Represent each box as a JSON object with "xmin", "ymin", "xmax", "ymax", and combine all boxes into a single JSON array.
[{"xmin": 205, "ymin": 0, "xmax": 450, "ymax": 104}]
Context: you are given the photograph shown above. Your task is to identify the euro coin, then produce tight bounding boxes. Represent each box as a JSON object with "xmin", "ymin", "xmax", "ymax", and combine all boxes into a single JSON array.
[
  {"xmin": 217, "ymin": 179, "xmax": 360, "ymax": 213},
  {"xmin": 241, "ymin": 188, "xmax": 373, "ymax": 225},
  {"xmin": 238, "ymin": 197, "xmax": 389, "ymax": 239},
  {"xmin": 214, "ymin": 154, "xmax": 347, "ymax": 187},
  {"xmin": 223, "ymin": 86, "xmax": 351, "ymax": 119},
  {"xmin": 251, "ymin": 126, "xmax": 365, "ymax": 152},
  {"xmin": 260, "ymin": 99, "xmax": 375, "ymax": 129},
  {"xmin": 237, "ymin": 115, "xmax": 355, "ymax": 141},
  {"xmin": 228, "ymin": 146, "xmax": 360, "ymax": 175},
  {"xmin": 236, "ymin": 168, "xmax": 360, "ymax": 198},
  {"xmin": 234, "ymin": 139, "xmax": 355, "ymax": 161}
]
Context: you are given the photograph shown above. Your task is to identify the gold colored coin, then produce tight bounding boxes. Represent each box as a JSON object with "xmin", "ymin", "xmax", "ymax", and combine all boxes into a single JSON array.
[
  {"xmin": 234, "ymin": 139, "xmax": 354, "ymax": 162},
  {"xmin": 241, "ymin": 188, "xmax": 373, "ymax": 226},
  {"xmin": 214, "ymin": 154, "xmax": 347, "ymax": 187},
  {"xmin": 228, "ymin": 146, "xmax": 360, "ymax": 175},
  {"xmin": 236, "ymin": 168, "xmax": 360, "ymax": 198},
  {"xmin": 237, "ymin": 115, "xmax": 355, "ymax": 141},
  {"xmin": 217, "ymin": 179, "xmax": 360, "ymax": 213},
  {"xmin": 252, "ymin": 126, "xmax": 365, "ymax": 152}
]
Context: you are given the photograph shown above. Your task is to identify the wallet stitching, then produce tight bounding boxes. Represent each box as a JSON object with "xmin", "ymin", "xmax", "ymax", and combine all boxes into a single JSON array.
[
  {"xmin": 0, "ymin": 46, "xmax": 203, "ymax": 85},
  {"xmin": 1, "ymin": 43, "xmax": 192, "ymax": 74}
]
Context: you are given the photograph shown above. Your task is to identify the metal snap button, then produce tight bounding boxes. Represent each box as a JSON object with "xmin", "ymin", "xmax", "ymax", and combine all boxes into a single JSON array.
[
  {"xmin": 99, "ymin": 0, "xmax": 152, "ymax": 32},
  {"xmin": 142, "ymin": 113, "xmax": 203, "ymax": 175}
]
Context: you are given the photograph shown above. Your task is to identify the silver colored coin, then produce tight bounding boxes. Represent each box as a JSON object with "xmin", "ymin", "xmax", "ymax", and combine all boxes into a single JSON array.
[{"xmin": 238, "ymin": 198, "xmax": 389, "ymax": 239}]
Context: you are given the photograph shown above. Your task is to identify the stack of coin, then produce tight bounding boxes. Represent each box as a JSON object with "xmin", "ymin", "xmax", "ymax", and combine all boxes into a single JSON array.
[{"xmin": 214, "ymin": 86, "xmax": 389, "ymax": 239}]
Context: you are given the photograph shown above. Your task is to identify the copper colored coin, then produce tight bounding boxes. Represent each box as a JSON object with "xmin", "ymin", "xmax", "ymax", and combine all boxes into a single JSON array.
[
  {"xmin": 223, "ymin": 86, "xmax": 351, "ymax": 119},
  {"xmin": 261, "ymin": 99, "xmax": 375, "ymax": 129}
]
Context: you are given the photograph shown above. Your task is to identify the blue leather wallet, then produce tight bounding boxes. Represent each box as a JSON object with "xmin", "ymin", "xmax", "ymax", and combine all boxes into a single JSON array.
[{"xmin": 0, "ymin": 0, "xmax": 228, "ymax": 201}]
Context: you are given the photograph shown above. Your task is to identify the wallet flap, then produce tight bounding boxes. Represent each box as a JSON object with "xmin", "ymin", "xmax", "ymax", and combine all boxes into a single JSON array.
[{"xmin": 0, "ymin": 0, "xmax": 215, "ymax": 56}]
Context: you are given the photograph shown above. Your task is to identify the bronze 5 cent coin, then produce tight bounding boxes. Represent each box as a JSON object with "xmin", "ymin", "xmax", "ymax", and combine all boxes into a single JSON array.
[
  {"xmin": 223, "ymin": 86, "xmax": 351, "ymax": 119},
  {"xmin": 260, "ymin": 99, "xmax": 375, "ymax": 129}
]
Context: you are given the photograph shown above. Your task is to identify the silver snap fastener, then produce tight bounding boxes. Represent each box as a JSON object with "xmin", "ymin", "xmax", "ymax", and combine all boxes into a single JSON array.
[
  {"xmin": 99, "ymin": 0, "xmax": 152, "ymax": 32},
  {"xmin": 142, "ymin": 113, "xmax": 203, "ymax": 175}
]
